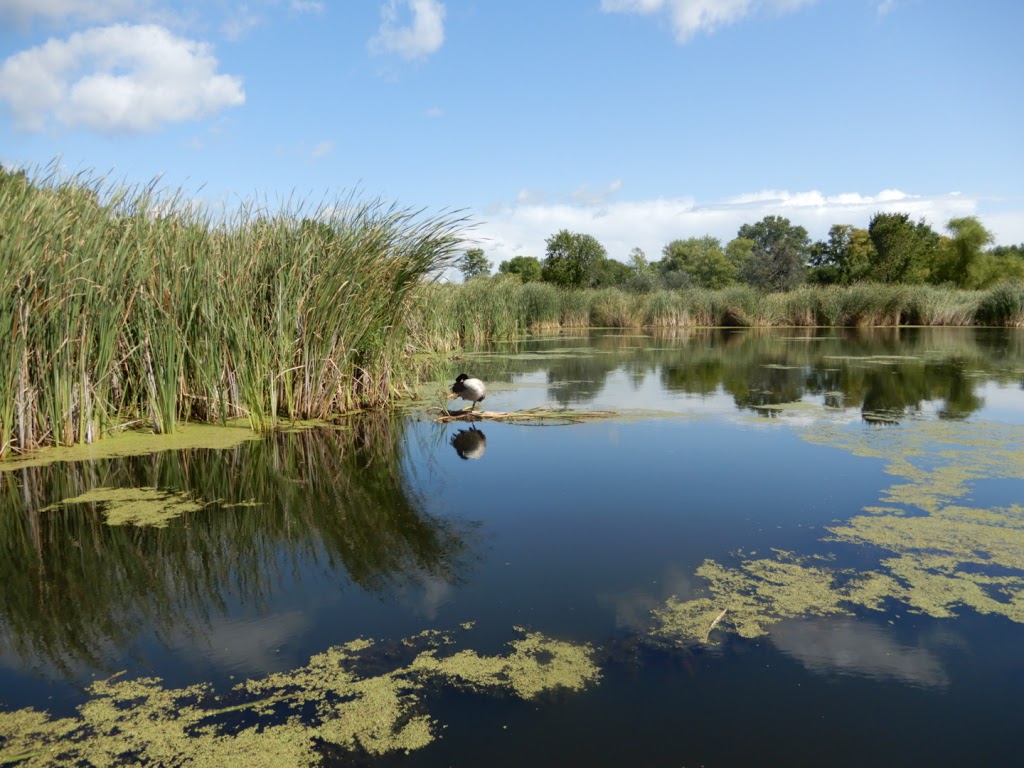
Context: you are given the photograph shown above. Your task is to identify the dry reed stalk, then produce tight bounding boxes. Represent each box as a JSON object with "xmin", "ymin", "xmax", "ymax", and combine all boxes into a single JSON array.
[{"xmin": 704, "ymin": 607, "xmax": 728, "ymax": 643}]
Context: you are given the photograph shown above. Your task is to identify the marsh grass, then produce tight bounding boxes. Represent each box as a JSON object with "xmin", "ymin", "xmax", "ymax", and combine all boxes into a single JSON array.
[
  {"xmin": 976, "ymin": 281, "xmax": 1024, "ymax": 327},
  {"xmin": 406, "ymin": 280, "xmax": 1024, "ymax": 347},
  {"xmin": 0, "ymin": 167, "xmax": 466, "ymax": 457},
  {"xmin": 590, "ymin": 288, "xmax": 644, "ymax": 327}
]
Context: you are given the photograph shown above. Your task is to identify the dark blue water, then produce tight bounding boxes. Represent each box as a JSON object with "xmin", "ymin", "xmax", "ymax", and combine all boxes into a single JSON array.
[{"xmin": 2, "ymin": 327, "xmax": 1024, "ymax": 766}]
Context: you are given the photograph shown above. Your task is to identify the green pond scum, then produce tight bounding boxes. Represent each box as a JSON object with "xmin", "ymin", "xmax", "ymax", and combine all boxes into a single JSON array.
[
  {"xmin": 0, "ymin": 423, "xmax": 262, "ymax": 474},
  {"xmin": 0, "ymin": 627, "xmax": 600, "ymax": 767},
  {"xmin": 44, "ymin": 487, "xmax": 207, "ymax": 529},
  {"xmin": 651, "ymin": 413, "xmax": 1024, "ymax": 646}
]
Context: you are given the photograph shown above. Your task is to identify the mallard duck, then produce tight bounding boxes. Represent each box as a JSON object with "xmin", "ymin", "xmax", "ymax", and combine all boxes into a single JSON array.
[{"xmin": 451, "ymin": 373, "xmax": 486, "ymax": 412}]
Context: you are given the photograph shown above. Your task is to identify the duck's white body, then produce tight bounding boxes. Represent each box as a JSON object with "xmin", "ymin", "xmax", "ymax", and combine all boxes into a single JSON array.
[{"xmin": 452, "ymin": 373, "xmax": 486, "ymax": 411}]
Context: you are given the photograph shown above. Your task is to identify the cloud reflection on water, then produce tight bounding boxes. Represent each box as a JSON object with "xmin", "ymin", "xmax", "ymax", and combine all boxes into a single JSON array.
[{"xmin": 768, "ymin": 618, "xmax": 948, "ymax": 689}]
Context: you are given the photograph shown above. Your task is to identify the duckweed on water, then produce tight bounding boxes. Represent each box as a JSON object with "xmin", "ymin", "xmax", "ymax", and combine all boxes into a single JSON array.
[
  {"xmin": 651, "ymin": 554, "xmax": 856, "ymax": 644},
  {"xmin": 0, "ymin": 423, "xmax": 262, "ymax": 474},
  {"xmin": 651, "ymin": 417, "xmax": 1024, "ymax": 646},
  {"xmin": 0, "ymin": 628, "xmax": 600, "ymax": 767},
  {"xmin": 45, "ymin": 487, "xmax": 206, "ymax": 528},
  {"xmin": 410, "ymin": 627, "xmax": 600, "ymax": 698}
]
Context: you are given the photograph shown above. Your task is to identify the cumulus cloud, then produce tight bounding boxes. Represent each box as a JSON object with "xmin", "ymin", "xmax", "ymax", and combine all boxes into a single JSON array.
[
  {"xmin": 601, "ymin": 0, "xmax": 817, "ymax": 43},
  {"xmin": 0, "ymin": 23, "xmax": 245, "ymax": 133},
  {"xmin": 473, "ymin": 187, "xmax": 984, "ymax": 266},
  {"xmin": 368, "ymin": 0, "xmax": 445, "ymax": 60}
]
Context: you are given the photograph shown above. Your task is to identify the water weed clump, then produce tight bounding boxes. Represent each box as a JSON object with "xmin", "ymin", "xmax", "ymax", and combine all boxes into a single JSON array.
[{"xmin": 0, "ymin": 165, "xmax": 466, "ymax": 456}]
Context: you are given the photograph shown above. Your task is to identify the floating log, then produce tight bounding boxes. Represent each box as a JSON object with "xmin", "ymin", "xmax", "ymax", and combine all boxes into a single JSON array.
[{"xmin": 429, "ymin": 405, "xmax": 617, "ymax": 425}]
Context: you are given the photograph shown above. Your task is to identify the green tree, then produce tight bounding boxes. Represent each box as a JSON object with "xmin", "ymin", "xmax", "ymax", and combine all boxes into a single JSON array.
[
  {"xmin": 990, "ymin": 243, "xmax": 1024, "ymax": 260},
  {"xmin": 541, "ymin": 230, "xmax": 607, "ymax": 288},
  {"xmin": 736, "ymin": 216, "xmax": 809, "ymax": 291},
  {"xmin": 725, "ymin": 237, "xmax": 755, "ymax": 282},
  {"xmin": 458, "ymin": 247, "xmax": 491, "ymax": 281},
  {"xmin": 628, "ymin": 247, "xmax": 649, "ymax": 273},
  {"xmin": 498, "ymin": 255, "xmax": 543, "ymax": 282},
  {"xmin": 624, "ymin": 247, "xmax": 660, "ymax": 293},
  {"xmin": 807, "ymin": 224, "xmax": 875, "ymax": 285},
  {"xmin": 592, "ymin": 257, "xmax": 634, "ymax": 288},
  {"xmin": 865, "ymin": 212, "xmax": 939, "ymax": 284},
  {"xmin": 660, "ymin": 236, "xmax": 736, "ymax": 289},
  {"xmin": 932, "ymin": 216, "xmax": 995, "ymax": 288}
]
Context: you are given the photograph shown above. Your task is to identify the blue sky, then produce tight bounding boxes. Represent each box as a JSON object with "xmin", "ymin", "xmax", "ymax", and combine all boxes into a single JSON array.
[{"xmin": 2, "ymin": 0, "xmax": 1022, "ymax": 270}]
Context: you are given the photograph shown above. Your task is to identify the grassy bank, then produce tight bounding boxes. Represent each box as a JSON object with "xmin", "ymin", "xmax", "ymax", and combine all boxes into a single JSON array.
[
  {"xmin": 0, "ymin": 167, "xmax": 466, "ymax": 458},
  {"xmin": 410, "ymin": 278, "xmax": 1024, "ymax": 344}
]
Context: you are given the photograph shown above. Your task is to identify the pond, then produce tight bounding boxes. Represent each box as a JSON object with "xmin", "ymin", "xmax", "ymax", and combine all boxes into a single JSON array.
[{"xmin": 2, "ymin": 327, "xmax": 1024, "ymax": 767}]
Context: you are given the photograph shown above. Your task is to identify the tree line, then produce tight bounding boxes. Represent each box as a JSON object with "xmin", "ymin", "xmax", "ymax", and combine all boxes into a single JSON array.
[{"xmin": 457, "ymin": 214, "xmax": 1024, "ymax": 291}]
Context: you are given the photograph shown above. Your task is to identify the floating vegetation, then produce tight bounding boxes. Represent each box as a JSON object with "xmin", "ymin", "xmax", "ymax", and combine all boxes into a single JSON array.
[
  {"xmin": 0, "ymin": 423, "xmax": 261, "ymax": 474},
  {"xmin": 45, "ymin": 486, "xmax": 205, "ymax": 528},
  {"xmin": 410, "ymin": 627, "xmax": 600, "ymax": 698},
  {"xmin": 650, "ymin": 418, "xmax": 1024, "ymax": 646},
  {"xmin": 651, "ymin": 553, "xmax": 857, "ymax": 645},
  {"xmin": 0, "ymin": 627, "xmax": 601, "ymax": 767}
]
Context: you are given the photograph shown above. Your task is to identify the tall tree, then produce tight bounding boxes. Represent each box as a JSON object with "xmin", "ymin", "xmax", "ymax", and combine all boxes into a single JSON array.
[
  {"xmin": 807, "ymin": 224, "xmax": 875, "ymax": 285},
  {"xmin": 592, "ymin": 257, "xmax": 633, "ymax": 288},
  {"xmin": 660, "ymin": 236, "xmax": 736, "ymax": 289},
  {"xmin": 498, "ymin": 255, "xmax": 543, "ymax": 282},
  {"xmin": 735, "ymin": 216, "xmax": 809, "ymax": 291},
  {"xmin": 541, "ymin": 230, "xmax": 607, "ymax": 288},
  {"xmin": 932, "ymin": 216, "xmax": 995, "ymax": 288},
  {"xmin": 458, "ymin": 247, "xmax": 491, "ymax": 281},
  {"xmin": 725, "ymin": 237, "xmax": 754, "ymax": 282},
  {"xmin": 865, "ymin": 212, "xmax": 939, "ymax": 284}
]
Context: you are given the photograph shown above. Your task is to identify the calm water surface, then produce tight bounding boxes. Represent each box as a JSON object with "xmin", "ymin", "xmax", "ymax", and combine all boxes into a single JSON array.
[{"xmin": 2, "ymin": 327, "xmax": 1024, "ymax": 766}]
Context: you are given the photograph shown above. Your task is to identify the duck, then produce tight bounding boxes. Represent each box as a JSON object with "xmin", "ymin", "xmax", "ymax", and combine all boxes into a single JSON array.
[{"xmin": 451, "ymin": 373, "xmax": 486, "ymax": 412}]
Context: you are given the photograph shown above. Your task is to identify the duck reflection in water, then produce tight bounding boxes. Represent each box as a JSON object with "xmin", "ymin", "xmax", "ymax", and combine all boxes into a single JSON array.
[{"xmin": 450, "ymin": 427, "xmax": 487, "ymax": 460}]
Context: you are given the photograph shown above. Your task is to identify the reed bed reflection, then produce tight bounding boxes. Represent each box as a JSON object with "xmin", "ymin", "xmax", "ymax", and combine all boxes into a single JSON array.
[{"xmin": 0, "ymin": 413, "xmax": 469, "ymax": 676}]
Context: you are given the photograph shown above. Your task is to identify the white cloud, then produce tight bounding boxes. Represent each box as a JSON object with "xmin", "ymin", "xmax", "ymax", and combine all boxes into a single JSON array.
[
  {"xmin": 311, "ymin": 139, "xmax": 334, "ymax": 159},
  {"xmin": 0, "ymin": 24, "xmax": 245, "ymax": 133},
  {"xmin": 0, "ymin": 0, "xmax": 149, "ymax": 24},
  {"xmin": 472, "ymin": 187, "xmax": 988, "ymax": 266},
  {"xmin": 425, "ymin": 106, "xmax": 444, "ymax": 117},
  {"xmin": 570, "ymin": 178, "xmax": 624, "ymax": 206},
  {"xmin": 290, "ymin": 0, "xmax": 324, "ymax": 12},
  {"xmin": 368, "ymin": 0, "xmax": 445, "ymax": 60},
  {"xmin": 601, "ymin": 0, "xmax": 817, "ymax": 43},
  {"xmin": 222, "ymin": 7, "xmax": 264, "ymax": 42},
  {"xmin": 600, "ymin": 0, "xmax": 664, "ymax": 13}
]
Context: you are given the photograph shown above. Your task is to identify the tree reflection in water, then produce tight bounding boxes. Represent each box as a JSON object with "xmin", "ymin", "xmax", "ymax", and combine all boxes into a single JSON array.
[{"xmin": 468, "ymin": 327, "xmax": 1022, "ymax": 423}]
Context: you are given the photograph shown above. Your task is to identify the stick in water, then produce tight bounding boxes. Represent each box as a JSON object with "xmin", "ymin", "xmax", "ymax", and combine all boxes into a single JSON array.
[{"xmin": 704, "ymin": 608, "xmax": 728, "ymax": 643}]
